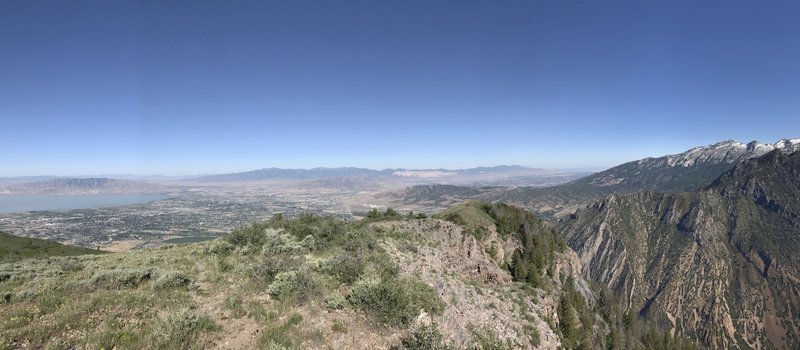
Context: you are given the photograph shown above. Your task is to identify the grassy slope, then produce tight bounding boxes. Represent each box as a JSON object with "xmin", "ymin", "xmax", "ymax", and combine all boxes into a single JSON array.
[
  {"xmin": 0, "ymin": 232, "xmax": 106, "ymax": 263},
  {"xmin": 0, "ymin": 214, "xmax": 449, "ymax": 350}
]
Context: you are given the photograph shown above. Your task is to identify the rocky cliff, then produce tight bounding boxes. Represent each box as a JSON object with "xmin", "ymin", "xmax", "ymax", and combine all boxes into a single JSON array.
[{"xmin": 560, "ymin": 151, "xmax": 800, "ymax": 349}]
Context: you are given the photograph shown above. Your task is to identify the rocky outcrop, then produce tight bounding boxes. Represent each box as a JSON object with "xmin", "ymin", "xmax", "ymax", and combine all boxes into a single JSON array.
[{"xmin": 374, "ymin": 210, "xmax": 600, "ymax": 349}]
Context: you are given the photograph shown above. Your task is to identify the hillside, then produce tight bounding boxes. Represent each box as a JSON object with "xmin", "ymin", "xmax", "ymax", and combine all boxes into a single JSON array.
[
  {"xmin": 0, "ymin": 203, "xmax": 691, "ymax": 349},
  {"xmin": 559, "ymin": 150, "xmax": 800, "ymax": 349},
  {"xmin": 0, "ymin": 232, "xmax": 106, "ymax": 263},
  {"xmin": 1, "ymin": 178, "xmax": 164, "ymax": 195}
]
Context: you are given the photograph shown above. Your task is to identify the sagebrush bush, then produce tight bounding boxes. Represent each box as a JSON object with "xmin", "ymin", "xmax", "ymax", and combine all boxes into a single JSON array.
[
  {"xmin": 261, "ymin": 230, "xmax": 306, "ymax": 255},
  {"xmin": 401, "ymin": 323, "xmax": 452, "ymax": 350},
  {"xmin": 152, "ymin": 271, "xmax": 193, "ymax": 290},
  {"xmin": 89, "ymin": 268, "xmax": 155, "ymax": 289},
  {"xmin": 150, "ymin": 308, "xmax": 218, "ymax": 348},
  {"xmin": 324, "ymin": 291, "xmax": 347, "ymax": 310},
  {"xmin": 399, "ymin": 276, "xmax": 445, "ymax": 316},
  {"xmin": 346, "ymin": 270, "xmax": 443, "ymax": 326},
  {"xmin": 206, "ymin": 239, "xmax": 235, "ymax": 255},
  {"xmin": 224, "ymin": 223, "xmax": 271, "ymax": 247},
  {"xmin": 267, "ymin": 269, "xmax": 318, "ymax": 301},
  {"xmin": 252, "ymin": 253, "xmax": 304, "ymax": 282},
  {"xmin": 325, "ymin": 251, "xmax": 367, "ymax": 284},
  {"xmin": 59, "ymin": 259, "xmax": 84, "ymax": 272},
  {"xmin": 347, "ymin": 272, "xmax": 413, "ymax": 325}
]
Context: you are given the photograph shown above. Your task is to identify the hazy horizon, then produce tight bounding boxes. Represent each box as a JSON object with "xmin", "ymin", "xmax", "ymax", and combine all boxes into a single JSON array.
[
  {"xmin": 1, "ymin": 164, "xmax": 604, "ymax": 179},
  {"xmin": 3, "ymin": 1, "xmax": 799, "ymax": 176},
  {"xmin": 3, "ymin": 137, "xmax": 799, "ymax": 178}
]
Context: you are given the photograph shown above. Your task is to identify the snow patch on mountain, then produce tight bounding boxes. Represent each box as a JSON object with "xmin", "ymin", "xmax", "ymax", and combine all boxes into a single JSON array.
[{"xmin": 663, "ymin": 139, "xmax": 800, "ymax": 168}]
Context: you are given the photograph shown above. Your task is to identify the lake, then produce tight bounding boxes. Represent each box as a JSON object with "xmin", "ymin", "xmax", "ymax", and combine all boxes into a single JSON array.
[{"xmin": 0, "ymin": 194, "xmax": 169, "ymax": 214}]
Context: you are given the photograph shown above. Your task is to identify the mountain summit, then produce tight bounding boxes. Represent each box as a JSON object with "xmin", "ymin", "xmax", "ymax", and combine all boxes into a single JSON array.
[{"xmin": 576, "ymin": 138, "xmax": 800, "ymax": 190}]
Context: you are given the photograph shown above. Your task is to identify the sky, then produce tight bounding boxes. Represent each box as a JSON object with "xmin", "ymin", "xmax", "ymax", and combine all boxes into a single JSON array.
[{"xmin": 2, "ymin": 0, "xmax": 799, "ymax": 176}]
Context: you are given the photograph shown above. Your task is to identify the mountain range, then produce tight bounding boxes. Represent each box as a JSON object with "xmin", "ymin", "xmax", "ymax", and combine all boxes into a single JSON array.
[
  {"xmin": 190, "ymin": 165, "xmax": 584, "ymax": 186},
  {"xmin": 559, "ymin": 149, "xmax": 800, "ymax": 349},
  {"xmin": 0, "ymin": 178, "xmax": 165, "ymax": 195},
  {"xmin": 392, "ymin": 138, "xmax": 800, "ymax": 217}
]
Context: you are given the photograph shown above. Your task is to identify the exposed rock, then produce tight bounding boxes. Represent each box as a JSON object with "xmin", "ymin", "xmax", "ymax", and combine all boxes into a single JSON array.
[{"xmin": 560, "ymin": 151, "xmax": 800, "ymax": 349}]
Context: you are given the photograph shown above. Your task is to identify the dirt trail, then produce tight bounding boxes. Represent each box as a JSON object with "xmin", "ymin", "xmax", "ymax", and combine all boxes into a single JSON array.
[{"xmin": 192, "ymin": 261, "xmax": 263, "ymax": 349}]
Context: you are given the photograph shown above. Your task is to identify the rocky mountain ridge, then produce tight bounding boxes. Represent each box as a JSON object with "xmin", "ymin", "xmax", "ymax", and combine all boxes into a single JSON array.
[
  {"xmin": 583, "ymin": 138, "xmax": 800, "ymax": 189},
  {"xmin": 559, "ymin": 150, "xmax": 800, "ymax": 349},
  {"xmin": 390, "ymin": 138, "xmax": 800, "ymax": 219}
]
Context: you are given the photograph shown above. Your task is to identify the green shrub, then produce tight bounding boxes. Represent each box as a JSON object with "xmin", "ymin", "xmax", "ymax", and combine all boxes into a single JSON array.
[
  {"xmin": 59, "ymin": 259, "xmax": 84, "ymax": 272},
  {"xmin": 286, "ymin": 313, "xmax": 303, "ymax": 326},
  {"xmin": 152, "ymin": 271, "xmax": 193, "ymax": 290},
  {"xmin": 400, "ymin": 277, "xmax": 445, "ymax": 315},
  {"xmin": 324, "ymin": 291, "xmax": 347, "ymax": 310},
  {"xmin": 347, "ymin": 273, "xmax": 406, "ymax": 324},
  {"xmin": 261, "ymin": 230, "xmax": 306, "ymax": 255},
  {"xmin": 443, "ymin": 212, "xmax": 465, "ymax": 225},
  {"xmin": 90, "ymin": 268, "xmax": 154, "ymax": 289},
  {"xmin": 281, "ymin": 213, "xmax": 346, "ymax": 246},
  {"xmin": 253, "ymin": 254, "xmax": 304, "ymax": 282},
  {"xmin": 347, "ymin": 273, "xmax": 443, "ymax": 326},
  {"xmin": 150, "ymin": 308, "xmax": 218, "ymax": 349},
  {"xmin": 467, "ymin": 324, "xmax": 514, "ymax": 350},
  {"xmin": 206, "ymin": 239, "xmax": 235, "ymax": 255},
  {"xmin": 331, "ymin": 319, "xmax": 347, "ymax": 333},
  {"xmin": 225, "ymin": 223, "xmax": 270, "ymax": 247},
  {"xmin": 326, "ymin": 251, "xmax": 367, "ymax": 284},
  {"xmin": 85, "ymin": 318, "xmax": 141, "ymax": 349},
  {"xmin": 34, "ymin": 291, "xmax": 63, "ymax": 314},
  {"xmin": 402, "ymin": 323, "xmax": 452, "ymax": 350},
  {"xmin": 224, "ymin": 294, "xmax": 246, "ymax": 318},
  {"xmin": 258, "ymin": 313, "xmax": 303, "ymax": 349},
  {"xmin": 267, "ymin": 270, "xmax": 318, "ymax": 301}
]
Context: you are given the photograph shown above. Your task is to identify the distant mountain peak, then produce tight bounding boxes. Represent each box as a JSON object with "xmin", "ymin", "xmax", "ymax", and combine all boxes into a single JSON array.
[{"xmin": 660, "ymin": 138, "xmax": 799, "ymax": 168}]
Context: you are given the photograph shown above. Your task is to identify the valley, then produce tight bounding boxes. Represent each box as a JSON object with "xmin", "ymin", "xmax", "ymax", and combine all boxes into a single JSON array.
[{"xmin": 0, "ymin": 166, "xmax": 583, "ymax": 251}]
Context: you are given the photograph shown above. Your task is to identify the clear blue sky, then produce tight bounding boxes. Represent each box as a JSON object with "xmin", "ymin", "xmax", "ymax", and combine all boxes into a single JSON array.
[{"xmin": 2, "ymin": 0, "xmax": 799, "ymax": 176}]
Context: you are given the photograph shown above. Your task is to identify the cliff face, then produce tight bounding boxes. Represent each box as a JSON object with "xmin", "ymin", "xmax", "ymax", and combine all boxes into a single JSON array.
[{"xmin": 560, "ymin": 151, "xmax": 800, "ymax": 349}]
